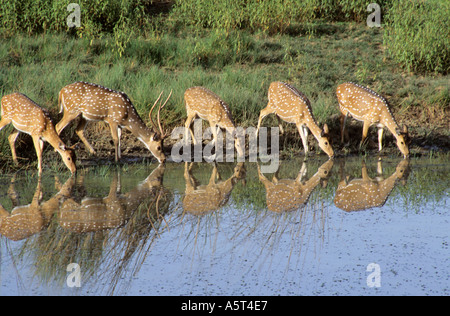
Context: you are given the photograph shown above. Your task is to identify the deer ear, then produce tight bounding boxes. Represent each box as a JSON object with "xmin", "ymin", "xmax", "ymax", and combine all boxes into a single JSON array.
[
  {"xmin": 59, "ymin": 142, "xmax": 66, "ymax": 151},
  {"xmin": 321, "ymin": 124, "xmax": 329, "ymax": 136},
  {"xmin": 403, "ymin": 125, "xmax": 408, "ymax": 134},
  {"xmin": 69, "ymin": 143, "xmax": 78, "ymax": 150},
  {"xmin": 151, "ymin": 133, "xmax": 160, "ymax": 141}
]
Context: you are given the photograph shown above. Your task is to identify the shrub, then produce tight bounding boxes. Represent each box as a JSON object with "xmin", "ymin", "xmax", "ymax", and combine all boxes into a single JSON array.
[{"xmin": 383, "ymin": 0, "xmax": 449, "ymax": 74}]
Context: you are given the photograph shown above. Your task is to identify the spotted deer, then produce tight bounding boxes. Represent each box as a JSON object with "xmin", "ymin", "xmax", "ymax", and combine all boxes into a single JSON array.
[
  {"xmin": 55, "ymin": 82, "xmax": 170, "ymax": 163},
  {"xmin": 334, "ymin": 159, "xmax": 410, "ymax": 212},
  {"xmin": 0, "ymin": 175, "xmax": 75, "ymax": 241},
  {"xmin": 256, "ymin": 82, "xmax": 334, "ymax": 158},
  {"xmin": 183, "ymin": 162, "xmax": 246, "ymax": 215},
  {"xmin": 258, "ymin": 159, "xmax": 334, "ymax": 212},
  {"xmin": 336, "ymin": 82, "xmax": 410, "ymax": 158},
  {"xmin": 184, "ymin": 86, "xmax": 244, "ymax": 158},
  {"xmin": 0, "ymin": 93, "xmax": 76, "ymax": 175},
  {"xmin": 59, "ymin": 164, "xmax": 167, "ymax": 233}
]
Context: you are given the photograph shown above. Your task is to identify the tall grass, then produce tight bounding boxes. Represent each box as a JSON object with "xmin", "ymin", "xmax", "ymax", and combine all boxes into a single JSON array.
[
  {"xmin": 1, "ymin": 27, "xmax": 446, "ymax": 138},
  {"xmin": 383, "ymin": 0, "xmax": 450, "ymax": 74},
  {"xmin": 0, "ymin": 0, "xmax": 447, "ymax": 74},
  {"xmin": 171, "ymin": 0, "xmax": 395, "ymax": 33}
]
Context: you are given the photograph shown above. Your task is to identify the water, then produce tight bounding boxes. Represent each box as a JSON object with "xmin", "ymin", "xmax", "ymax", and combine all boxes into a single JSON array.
[{"xmin": 0, "ymin": 156, "xmax": 448, "ymax": 296}]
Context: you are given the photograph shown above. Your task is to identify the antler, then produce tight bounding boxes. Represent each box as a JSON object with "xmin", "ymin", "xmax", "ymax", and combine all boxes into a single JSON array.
[
  {"xmin": 149, "ymin": 90, "xmax": 172, "ymax": 138},
  {"xmin": 149, "ymin": 91, "xmax": 163, "ymax": 132}
]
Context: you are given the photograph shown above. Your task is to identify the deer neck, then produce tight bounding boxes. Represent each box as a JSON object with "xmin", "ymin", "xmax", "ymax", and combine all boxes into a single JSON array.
[
  {"xmin": 218, "ymin": 176, "xmax": 238, "ymax": 197},
  {"xmin": 42, "ymin": 127, "xmax": 68, "ymax": 154},
  {"xmin": 124, "ymin": 114, "xmax": 157, "ymax": 144},
  {"xmin": 304, "ymin": 115, "xmax": 323, "ymax": 141},
  {"xmin": 40, "ymin": 177, "xmax": 75, "ymax": 222},
  {"xmin": 381, "ymin": 109, "xmax": 401, "ymax": 139},
  {"xmin": 377, "ymin": 173, "xmax": 400, "ymax": 202},
  {"xmin": 123, "ymin": 168, "xmax": 164, "ymax": 209},
  {"xmin": 298, "ymin": 172, "xmax": 322, "ymax": 200}
]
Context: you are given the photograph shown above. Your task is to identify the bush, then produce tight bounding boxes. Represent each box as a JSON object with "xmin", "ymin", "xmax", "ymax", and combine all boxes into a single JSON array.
[
  {"xmin": 170, "ymin": 0, "xmax": 395, "ymax": 33},
  {"xmin": 0, "ymin": 0, "xmax": 447, "ymax": 74},
  {"xmin": 383, "ymin": 0, "xmax": 450, "ymax": 74}
]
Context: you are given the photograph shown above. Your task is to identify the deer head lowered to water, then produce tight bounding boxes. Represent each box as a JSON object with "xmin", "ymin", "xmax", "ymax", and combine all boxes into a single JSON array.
[
  {"xmin": 55, "ymin": 82, "xmax": 171, "ymax": 163},
  {"xmin": 0, "ymin": 93, "xmax": 76, "ymax": 175},
  {"xmin": 258, "ymin": 159, "xmax": 334, "ymax": 213},
  {"xmin": 183, "ymin": 162, "xmax": 246, "ymax": 215},
  {"xmin": 336, "ymin": 82, "xmax": 410, "ymax": 158},
  {"xmin": 58, "ymin": 164, "xmax": 167, "ymax": 233},
  {"xmin": 0, "ymin": 175, "xmax": 75, "ymax": 241},
  {"xmin": 256, "ymin": 81, "xmax": 334, "ymax": 159},
  {"xmin": 334, "ymin": 159, "xmax": 410, "ymax": 212},
  {"xmin": 184, "ymin": 86, "xmax": 245, "ymax": 159}
]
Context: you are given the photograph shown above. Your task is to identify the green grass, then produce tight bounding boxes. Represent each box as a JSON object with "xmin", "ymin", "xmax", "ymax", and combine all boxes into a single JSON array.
[
  {"xmin": 1, "ymin": 25, "xmax": 447, "ymax": 121},
  {"xmin": 384, "ymin": 0, "xmax": 450, "ymax": 74}
]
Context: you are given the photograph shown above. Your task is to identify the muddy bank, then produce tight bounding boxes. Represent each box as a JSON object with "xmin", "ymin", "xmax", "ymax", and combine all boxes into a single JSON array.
[{"xmin": 0, "ymin": 118, "xmax": 448, "ymax": 172}]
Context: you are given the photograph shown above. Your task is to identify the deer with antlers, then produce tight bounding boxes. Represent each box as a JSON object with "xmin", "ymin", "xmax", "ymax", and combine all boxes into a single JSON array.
[
  {"xmin": 59, "ymin": 164, "xmax": 167, "ymax": 233},
  {"xmin": 55, "ymin": 82, "xmax": 171, "ymax": 163},
  {"xmin": 256, "ymin": 81, "xmax": 334, "ymax": 158},
  {"xmin": 0, "ymin": 93, "xmax": 76, "ymax": 175},
  {"xmin": 336, "ymin": 82, "xmax": 410, "ymax": 158}
]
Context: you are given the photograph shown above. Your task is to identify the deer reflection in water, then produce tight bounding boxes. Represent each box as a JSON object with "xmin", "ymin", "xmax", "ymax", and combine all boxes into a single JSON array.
[
  {"xmin": 58, "ymin": 164, "xmax": 167, "ymax": 233},
  {"xmin": 0, "ymin": 175, "xmax": 74, "ymax": 241},
  {"xmin": 258, "ymin": 159, "xmax": 334, "ymax": 213},
  {"xmin": 0, "ymin": 164, "xmax": 169, "ymax": 241},
  {"xmin": 183, "ymin": 162, "xmax": 246, "ymax": 215},
  {"xmin": 334, "ymin": 159, "xmax": 410, "ymax": 212}
]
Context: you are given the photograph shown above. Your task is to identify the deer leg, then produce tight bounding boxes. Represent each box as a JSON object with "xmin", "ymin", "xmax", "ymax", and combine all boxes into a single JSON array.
[
  {"xmin": 0, "ymin": 117, "xmax": 12, "ymax": 132},
  {"xmin": 8, "ymin": 130, "xmax": 20, "ymax": 165},
  {"xmin": 303, "ymin": 125, "xmax": 310, "ymax": 155},
  {"xmin": 276, "ymin": 116, "xmax": 284, "ymax": 135},
  {"xmin": 376, "ymin": 159, "xmax": 383, "ymax": 176},
  {"xmin": 295, "ymin": 162, "xmax": 308, "ymax": 183},
  {"xmin": 108, "ymin": 123, "xmax": 121, "ymax": 162},
  {"xmin": 226, "ymin": 126, "xmax": 244, "ymax": 158},
  {"xmin": 361, "ymin": 160, "xmax": 370, "ymax": 181},
  {"xmin": 118, "ymin": 127, "xmax": 122, "ymax": 160},
  {"xmin": 209, "ymin": 121, "xmax": 218, "ymax": 146},
  {"xmin": 55, "ymin": 112, "xmax": 78, "ymax": 135},
  {"xmin": 209, "ymin": 164, "xmax": 218, "ymax": 185},
  {"xmin": 377, "ymin": 126, "xmax": 384, "ymax": 152},
  {"xmin": 184, "ymin": 114, "xmax": 197, "ymax": 145},
  {"xmin": 7, "ymin": 174, "xmax": 19, "ymax": 207},
  {"xmin": 296, "ymin": 123, "xmax": 309, "ymax": 157},
  {"xmin": 340, "ymin": 113, "xmax": 348, "ymax": 144},
  {"xmin": 0, "ymin": 203, "xmax": 7, "ymax": 217},
  {"xmin": 256, "ymin": 107, "xmax": 273, "ymax": 138},
  {"xmin": 75, "ymin": 117, "xmax": 96, "ymax": 155},
  {"xmin": 32, "ymin": 135, "xmax": 44, "ymax": 175},
  {"xmin": 361, "ymin": 121, "xmax": 370, "ymax": 148},
  {"xmin": 184, "ymin": 162, "xmax": 195, "ymax": 191},
  {"xmin": 257, "ymin": 164, "xmax": 271, "ymax": 187}
]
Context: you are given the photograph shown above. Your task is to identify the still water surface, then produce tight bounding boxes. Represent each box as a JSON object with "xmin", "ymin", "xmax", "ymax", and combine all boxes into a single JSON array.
[{"xmin": 0, "ymin": 157, "xmax": 448, "ymax": 295}]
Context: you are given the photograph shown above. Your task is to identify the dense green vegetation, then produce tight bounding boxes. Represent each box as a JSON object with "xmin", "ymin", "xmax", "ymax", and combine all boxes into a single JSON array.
[
  {"xmin": 1, "ymin": 0, "xmax": 447, "ymax": 73},
  {"xmin": 0, "ymin": 0, "xmax": 448, "ymax": 169}
]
